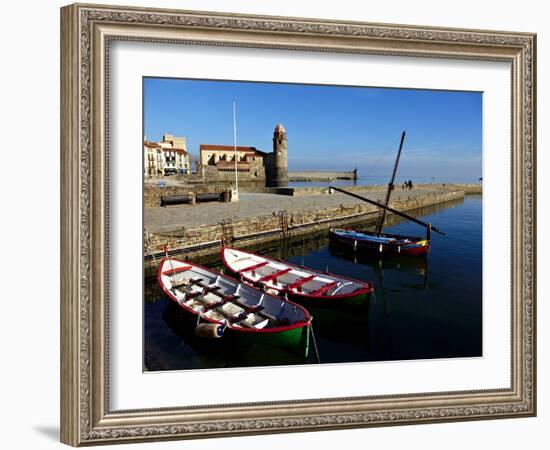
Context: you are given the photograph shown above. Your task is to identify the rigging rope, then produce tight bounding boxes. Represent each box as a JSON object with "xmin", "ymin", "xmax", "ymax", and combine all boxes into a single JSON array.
[
  {"xmin": 309, "ymin": 322, "xmax": 321, "ymax": 364},
  {"xmin": 362, "ymin": 135, "xmax": 401, "ymax": 179}
]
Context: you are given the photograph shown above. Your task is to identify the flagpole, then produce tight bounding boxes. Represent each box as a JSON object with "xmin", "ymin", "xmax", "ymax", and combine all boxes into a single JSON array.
[{"xmin": 232, "ymin": 99, "xmax": 239, "ymax": 197}]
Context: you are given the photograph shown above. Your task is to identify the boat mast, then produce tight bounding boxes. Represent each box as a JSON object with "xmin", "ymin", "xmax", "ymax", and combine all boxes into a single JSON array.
[{"xmin": 376, "ymin": 131, "xmax": 406, "ymax": 235}]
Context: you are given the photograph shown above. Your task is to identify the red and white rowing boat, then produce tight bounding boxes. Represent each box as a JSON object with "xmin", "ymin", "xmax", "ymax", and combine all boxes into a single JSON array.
[
  {"xmin": 220, "ymin": 246, "xmax": 374, "ymax": 309},
  {"xmin": 157, "ymin": 257, "xmax": 312, "ymax": 356}
]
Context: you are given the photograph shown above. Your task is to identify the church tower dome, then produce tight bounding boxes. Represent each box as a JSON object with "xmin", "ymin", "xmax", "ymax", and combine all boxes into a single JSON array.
[{"xmin": 274, "ymin": 123, "xmax": 286, "ymax": 134}]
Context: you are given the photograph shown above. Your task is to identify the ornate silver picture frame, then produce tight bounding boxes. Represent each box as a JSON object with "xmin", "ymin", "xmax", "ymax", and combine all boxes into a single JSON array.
[{"xmin": 60, "ymin": 3, "xmax": 536, "ymax": 446}]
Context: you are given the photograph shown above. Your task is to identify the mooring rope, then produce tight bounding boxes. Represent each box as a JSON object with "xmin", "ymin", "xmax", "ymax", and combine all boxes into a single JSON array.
[{"xmin": 309, "ymin": 322, "xmax": 321, "ymax": 364}]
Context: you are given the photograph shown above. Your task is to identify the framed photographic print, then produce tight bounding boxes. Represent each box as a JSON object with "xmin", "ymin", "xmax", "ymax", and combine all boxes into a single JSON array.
[{"xmin": 60, "ymin": 3, "xmax": 536, "ymax": 446}]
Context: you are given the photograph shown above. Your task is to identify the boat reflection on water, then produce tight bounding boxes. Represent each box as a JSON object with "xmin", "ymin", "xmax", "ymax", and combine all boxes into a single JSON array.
[
  {"xmin": 329, "ymin": 241, "xmax": 429, "ymax": 291},
  {"xmin": 159, "ymin": 300, "xmax": 311, "ymax": 369},
  {"xmin": 305, "ymin": 302, "xmax": 370, "ymax": 348}
]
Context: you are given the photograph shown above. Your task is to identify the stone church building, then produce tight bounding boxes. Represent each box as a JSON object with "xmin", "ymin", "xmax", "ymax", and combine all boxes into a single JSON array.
[{"xmin": 199, "ymin": 123, "xmax": 289, "ymax": 187}]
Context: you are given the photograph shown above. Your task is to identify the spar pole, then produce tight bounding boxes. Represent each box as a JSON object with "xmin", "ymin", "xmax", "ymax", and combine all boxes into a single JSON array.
[{"xmin": 376, "ymin": 131, "xmax": 406, "ymax": 235}]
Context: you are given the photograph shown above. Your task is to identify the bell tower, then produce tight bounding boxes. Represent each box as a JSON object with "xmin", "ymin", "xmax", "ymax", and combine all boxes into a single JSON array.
[{"xmin": 272, "ymin": 123, "xmax": 288, "ymax": 187}]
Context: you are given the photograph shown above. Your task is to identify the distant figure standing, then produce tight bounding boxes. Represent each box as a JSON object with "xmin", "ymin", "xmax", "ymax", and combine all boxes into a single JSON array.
[{"xmin": 408, "ymin": 179, "xmax": 413, "ymax": 190}]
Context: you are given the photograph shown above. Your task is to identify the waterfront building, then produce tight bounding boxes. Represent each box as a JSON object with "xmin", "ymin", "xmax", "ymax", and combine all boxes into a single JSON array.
[
  {"xmin": 159, "ymin": 134, "xmax": 191, "ymax": 175},
  {"xmin": 199, "ymin": 144, "xmax": 267, "ymax": 181},
  {"xmin": 161, "ymin": 147, "xmax": 190, "ymax": 175},
  {"xmin": 198, "ymin": 124, "xmax": 289, "ymax": 185},
  {"xmin": 144, "ymin": 133, "xmax": 191, "ymax": 177},
  {"xmin": 161, "ymin": 133, "xmax": 186, "ymax": 150},
  {"xmin": 143, "ymin": 141, "xmax": 164, "ymax": 177}
]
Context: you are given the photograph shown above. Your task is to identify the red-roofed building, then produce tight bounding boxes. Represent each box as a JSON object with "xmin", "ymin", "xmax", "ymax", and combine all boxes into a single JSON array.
[
  {"xmin": 144, "ymin": 134, "xmax": 191, "ymax": 177},
  {"xmin": 199, "ymin": 144, "xmax": 267, "ymax": 181},
  {"xmin": 144, "ymin": 141, "xmax": 164, "ymax": 177}
]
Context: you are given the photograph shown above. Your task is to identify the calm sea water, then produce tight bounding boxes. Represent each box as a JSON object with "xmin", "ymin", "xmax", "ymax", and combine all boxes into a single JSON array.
[{"xmin": 144, "ymin": 195, "xmax": 482, "ymax": 371}]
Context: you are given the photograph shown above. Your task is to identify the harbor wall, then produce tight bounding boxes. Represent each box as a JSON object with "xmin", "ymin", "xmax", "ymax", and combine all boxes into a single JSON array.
[
  {"xmin": 428, "ymin": 183, "xmax": 482, "ymax": 194},
  {"xmin": 288, "ymin": 170, "xmax": 356, "ymax": 181},
  {"xmin": 144, "ymin": 190, "xmax": 465, "ymax": 260},
  {"xmin": 268, "ymin": 183, "xmax": 482, "ymax": 197},
  {"xmin": 144, "ymin": 182, "xmax": 481, "ymax": 206}
]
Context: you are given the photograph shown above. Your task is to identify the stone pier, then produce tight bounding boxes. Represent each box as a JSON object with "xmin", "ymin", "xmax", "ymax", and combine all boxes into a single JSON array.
[{"xmin": 144, "ymin": 187, "xmax": 468, "ymax": 260}]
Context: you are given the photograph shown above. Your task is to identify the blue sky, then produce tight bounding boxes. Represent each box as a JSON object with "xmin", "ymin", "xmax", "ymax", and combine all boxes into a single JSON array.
[{"xmin": 144, "ymin": 78, "xmax": 482, "ymax": 181}]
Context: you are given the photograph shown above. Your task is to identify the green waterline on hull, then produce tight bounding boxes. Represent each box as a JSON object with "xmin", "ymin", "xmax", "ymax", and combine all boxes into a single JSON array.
[{"xmin": 229, "ymin": 325, "xmax": 310, "ymax": 359}]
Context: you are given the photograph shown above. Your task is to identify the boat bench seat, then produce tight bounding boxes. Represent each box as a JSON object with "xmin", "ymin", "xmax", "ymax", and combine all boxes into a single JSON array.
[
  {"xmin": 202, "ymin": 299, "xmax": 225, "ymax": 311},
  {"xmin": 229, "ymin": 306, "xmax": 270, "ymax": 324},
  {"xmin": 178, "ymin": 281, "xmax": 219, "ymax": 299},
  {"xmin": 309, "ymin": 281, "xmax": 339, "ymax": 296},
  {"xmin": 202, "ymin": 285, "xmax": 221, "ymax": 294},
  {"xmin": 172, "ymin": 278, "xmax": 203, "ymax": 291},
  {"xmin": 171, "ymin": 278, "xmax": 192, "ymax": 289},
  {"xmin": 228, "ymin": 297, "xmax": 265, "ymax": 313},
  {"xmin": 229, "ymin": 311, "xmax": 250, "ymax": 323},
  {"xmin": 218, "ymin": 303, "xmax": 269, "ymax": 325},
  {"xmin": 184, "ymin": 290, "xmax": 204, "ymax": 301},
  {"xmin": 181, "ymin": 287, "xmax": 221, "ymax": 304},
  {"xmin": 245, "ymin": 305, "xmax": 265, "ymax": 313},
  {"xmin": 239, "ymin": 261, "xmax": 269, "ymax": 274},
  {"xmin": 285, "ymin": 275, "xmax": 316, "ymax": 292},
  {"xmin": 202, "ymin": 294, "xmax": 241, "ymax": 312},
  {"xmin": 260, "ymin": 268, "xmax": 292, "ymax": 283},
  {"xmin": 184, "ymin": 283, "xmax": 275, "ymax": 326}
]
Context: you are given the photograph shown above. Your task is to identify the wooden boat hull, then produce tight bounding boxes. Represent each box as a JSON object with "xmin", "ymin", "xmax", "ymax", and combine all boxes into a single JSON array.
[
  {"xmin": 221, "ymin": 247, "xmax": 374, "ymax": 311},
  {"xmin": 285, "ymin": 288, "xmax": 369, "ymax": 311},
  {"xmin": 226, "ymin": 323, "xmax": 310, "ymax": 355},
  {"xmin": 160, "ymin": 300, "xmax": 312, "ymax": 366},
  {"xmin": 157, "ymin": 258, "xmax": 312, "ymax": 357},
  {"xmin": 329, "ymin": 228, "xmax": 429, "ymax": 256},
  {"xmin": 162, "ymin": 298, "xmax": 310, "ymax": 356}
]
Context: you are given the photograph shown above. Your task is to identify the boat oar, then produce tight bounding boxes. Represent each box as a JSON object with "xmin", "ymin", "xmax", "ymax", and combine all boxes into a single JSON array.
[{"xmin": 328, "ymin": 186, "xmax": 446, "ymax": 236}]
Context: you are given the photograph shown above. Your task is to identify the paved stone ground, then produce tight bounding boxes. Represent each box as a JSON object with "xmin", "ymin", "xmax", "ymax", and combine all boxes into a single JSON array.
[{"xmin": 144, "ymin": 187, "xmax": 443, "ymax": 233}]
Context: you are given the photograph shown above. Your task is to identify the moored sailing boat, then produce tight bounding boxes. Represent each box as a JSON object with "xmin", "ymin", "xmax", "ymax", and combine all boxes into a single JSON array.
[
  {"xmin": 329, "ymin": 131, "xmax": 445, "ymax": 256},
  {"xmin": 329, "ymin": 228, "xmax": 430, "ymax": 256}
]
